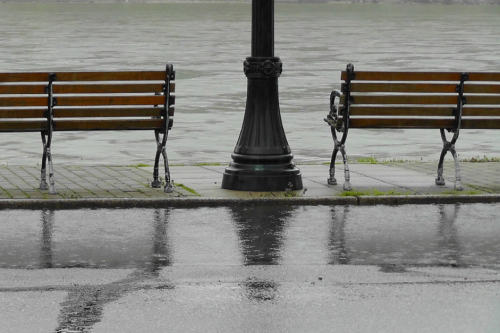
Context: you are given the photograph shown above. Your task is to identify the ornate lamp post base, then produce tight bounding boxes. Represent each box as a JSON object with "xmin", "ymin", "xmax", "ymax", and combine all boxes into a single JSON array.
[
  {"xmin": 222, "ymin": 153, "xmax": 303, "ymax": 192},
  {"xmin": 221, "ymin": 56, "xmax": 303, "ymax": 192}
]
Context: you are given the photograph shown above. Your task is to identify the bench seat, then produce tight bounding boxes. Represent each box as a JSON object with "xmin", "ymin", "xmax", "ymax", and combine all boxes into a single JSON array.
[
  {"xmin": 0, "ymin": 64, "xmax": 175, "ymax": 194},
  {"xmin": 326, "ymin": 63, "xmax": 500, "ymax": 190}
]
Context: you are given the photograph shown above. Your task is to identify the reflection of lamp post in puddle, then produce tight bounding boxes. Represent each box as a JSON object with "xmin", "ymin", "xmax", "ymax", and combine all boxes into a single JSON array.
[
  {"xmin": 230, "ymin": 204, "xmax": 295, "ymax": 300},
  {"xmin": 221, "ymin": 0, "xmax": 303, "ymax": 192}
]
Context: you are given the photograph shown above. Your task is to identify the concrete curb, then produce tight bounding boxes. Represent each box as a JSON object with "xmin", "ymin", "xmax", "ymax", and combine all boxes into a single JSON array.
[{"xmin": 1, "ymin": 194, "xmax": 499, "ymax": 209}]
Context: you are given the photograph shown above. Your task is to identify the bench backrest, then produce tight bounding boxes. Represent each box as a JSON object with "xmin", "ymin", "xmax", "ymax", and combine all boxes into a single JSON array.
[
  {"xmin": 338, "ymin": 68, "xmax": 500, "ymax": 130},
  {"xmin": 0, "ymin": 66, "xmax": 175, "ymax": 132}
]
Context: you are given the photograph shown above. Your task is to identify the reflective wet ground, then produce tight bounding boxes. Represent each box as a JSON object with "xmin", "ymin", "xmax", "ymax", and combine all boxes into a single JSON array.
[
  {"xmin": 1, "ymin": 203, "xmax": 500, "ymax": 333},
  {"xmin": 1, "ymin": 203, "xmax": 499, "ymax": 270}
]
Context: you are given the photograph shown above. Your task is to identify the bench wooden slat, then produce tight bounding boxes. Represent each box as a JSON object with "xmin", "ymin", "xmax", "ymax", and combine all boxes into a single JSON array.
[
  {"xmin": 348, "ymin": 118, "xmax": 454, "ymax": 129},
  {"xmin": 56, "ymin": 95, "xmax": 166, "ymax": 107},
  {"xmin": 341, "ymin": 71, "xmax": 462, "ymax": 82},
  {"xmin": 342, "ymin": 71, "xmax": 500, "ymax": 82},
  {"xmin": 350, "ymin": 83, "xmax": 457, "ymax": 93},
  {"xmin": 465, "ymin": 95, "xmax": 500, "ymax": 105},
  {"xmin": 55, "ymin": 71, "xmax": 166, "ymax": 82},
  {"xmin": 53, "ymin": 107, "xmax": 163, "ymax": 118},
  {"xmin": 464, "ymin": 84, "xmax": 500, "ymax": 94},
  {"xmin": 467, "ymin": 73, "xmax": 500, "ymax": 82},
  {"xmin": 350, "ymin": 106, "xmax": 454, "ymax": 117},
  {"xmin": 462, "ymin": 107, "xmax": 500, "ymax": 117},
  {"xmin": 0, "ymin": 109, "xmax": 45, "ymax": 118},
  {"xmin": 53, "ymin": 119, "xmax": 163, "ymax": 131},
  {"xmin": 0, "ymin": 120, "xmax": 46, "ymax": 132},
  {"xmin": 0, "ymin": 72, "xmax": 50, "ymax": 83},
  {"xmin": 0, "ymin": 96, "xmax": 48, "ymax": 107},
  {"xmin": 53, "ymin": 83, "xmax": 169, "ymax": 94},
  {"xmin": 0, "ymin": 84, "xmax": 47, "ymax": 95},
  {"xmin": 461, "ymin": 118, "xmax": 500, "ymax": 129},
  {"xmin": 352, "ymin": 95, "xmax": 457, "ymax": 105}
]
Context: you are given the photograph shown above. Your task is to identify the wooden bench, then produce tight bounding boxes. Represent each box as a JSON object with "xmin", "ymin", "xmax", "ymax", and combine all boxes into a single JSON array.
[
  {"xmin": 0, "ymin": 64, "xmax": 175, "ymax": 194},
  {"xmin": 325, "ymin": 63, "xmax": 500, "ymax": 191}
]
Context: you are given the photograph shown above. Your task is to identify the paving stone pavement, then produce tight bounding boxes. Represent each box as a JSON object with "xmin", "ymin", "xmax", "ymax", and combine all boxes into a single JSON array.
[{"xmin": 0, "ymin": 161, "xmax": 499, "ymax": 204}]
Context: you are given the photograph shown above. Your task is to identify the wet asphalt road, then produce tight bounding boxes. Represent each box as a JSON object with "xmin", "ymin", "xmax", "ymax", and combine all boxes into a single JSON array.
[{"xmin": 1, "ymin": 203, "xmax": 500, "ymax": 332}]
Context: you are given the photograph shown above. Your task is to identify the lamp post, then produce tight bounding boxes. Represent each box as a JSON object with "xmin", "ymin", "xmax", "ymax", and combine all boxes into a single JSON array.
[{"xmin": 221, "ymin": 0, "xmax": 303, "ymax": 192}]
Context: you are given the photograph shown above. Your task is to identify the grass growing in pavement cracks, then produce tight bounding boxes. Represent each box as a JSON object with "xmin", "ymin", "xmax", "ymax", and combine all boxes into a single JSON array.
[
  {"xmin": 460, "ymin": 155, "xmax": 500, "ymax": 163},
  {"xmin": 193, "ymin": 163, "xmax": 223, "ymax": 166},
  {"xmin": 174, "ymin": 183, "xmax": 200, "ymax": 197},
  {"xmin": 128, "ymin": 163, "xmax": 152, "ymax": 168},
  {"xmin": 322, "ymin": 157, "xmax": 410, "ymax": 165},
  {"xmin": 440, "ymin": 189, "xmax": 480, "ymax": 195},
  {"xmin": 340, "ymin": 189, "xmax": 414, "ymax": 197}
]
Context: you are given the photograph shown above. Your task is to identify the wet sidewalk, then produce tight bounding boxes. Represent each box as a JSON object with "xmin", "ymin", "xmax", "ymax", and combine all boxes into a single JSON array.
[{"xmin": 0, "ymin": 161, "xmax": 499, "ymax": 207}]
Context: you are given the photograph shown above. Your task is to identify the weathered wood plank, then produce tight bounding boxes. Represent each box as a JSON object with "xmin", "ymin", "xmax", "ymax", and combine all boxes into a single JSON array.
[
  {"xmin": 352, "ymin": 95, "xmax": 457, "ymax": 105},
  {"xmin": 0, "ymin": 84, "xmax": 46, "ymax": 95},
  {"xmin": 462, "ymin": 107, "xmax": 500, "ymax": 117},
  {"xmin": 467, "ymin": 73, "xmax": 500, "ymax": 82},
  {"xmin": 0, "ymin": 120, "xmax": 46, "ymax": 132},
  {"xmin": 56, "ymin": 95, "xmax": 165, "ymax": 107},
  {"xmin": 350, "ymin": 83, "xmax": 458, "ymax": 93},
  {"xmin": 461, "ymin": 118, "xmax": 500, "ymax": 129},
  {"xmin": 53, "ymin": 83, "xmax": 167, "ymax": 94},
  {"xmin": 341, "ymin": 71, "xmax": 462, "ymax": 82},
  {"xmin": 0, "ymin": 96, "xmax": 47, "ymax": 107},
  {"xmin": 0, "ymin": 72, "xmax": 50, "ymax": 82},
  {"xmin": 342, "ymin": 71, "xmax": 500, "ymax": 82},
  {"xmin": 464, "ymin": 83, "xmax": 500, "ymax": 94},
  {"xmin": 53, "ymin": 119, "xmax": 163, "ymax": 131},
  {"xmin": 350, "ymin": 106, "xmax": 455, "ymax": 117},
  {"xmin": 465, "ymin": 95, "xmax": 500, "ymax": 105},
  {"xmin": 0, "ymin": 109, "xmax": 46, "ymax": 118},
  {"xmin": 53, "ymin": 107, "xmax": 163, "ymax": 118},
  {"xmin": 55, "ymin": 71, "xmax": 166, "ymax": 82},
  {"xmin": 348, "ymin": 118, "xmax": 454, "ymax": 129}
]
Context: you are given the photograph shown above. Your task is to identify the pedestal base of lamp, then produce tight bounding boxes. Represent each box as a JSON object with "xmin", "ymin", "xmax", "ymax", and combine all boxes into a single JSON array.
[{"xmin": 221, "ymin": 154, "xmax": 303, "ymax": 192}]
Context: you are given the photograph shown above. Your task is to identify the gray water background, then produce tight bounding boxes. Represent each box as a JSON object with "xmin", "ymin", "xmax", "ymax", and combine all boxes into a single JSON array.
[{"xmin": 1, "ymin": 3, "xmax": 499, "ymax": 166}]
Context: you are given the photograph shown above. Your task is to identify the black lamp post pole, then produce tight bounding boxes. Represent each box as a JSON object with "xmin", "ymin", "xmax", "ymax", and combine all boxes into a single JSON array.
[{"xmin": 221, "ymin": 0, "xmax": 303, "ymax": 191}]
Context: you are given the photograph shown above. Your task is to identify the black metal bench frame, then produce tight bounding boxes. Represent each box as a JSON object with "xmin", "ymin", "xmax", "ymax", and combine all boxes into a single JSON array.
[
  {"xmin": 325, "ymin": 63, "xmax": 500, "ymax": 191},
  {"xmin": 0, "ymin": 64, "xmax": 175, "ymax": 194}
]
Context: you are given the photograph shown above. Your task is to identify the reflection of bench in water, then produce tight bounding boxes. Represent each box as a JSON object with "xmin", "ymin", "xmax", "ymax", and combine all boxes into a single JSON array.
[
  {"xmin": 325, "ymin": 63, "xmax": 500, "ymax": 191},
  {"xmin": 0, "ymin": 64, "xmax": 175, "ymax": 194}
]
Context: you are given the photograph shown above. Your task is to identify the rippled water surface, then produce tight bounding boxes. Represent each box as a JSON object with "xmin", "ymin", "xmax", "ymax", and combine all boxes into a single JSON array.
[
  {"xmin": 1, "ymin": 3, "xmax": 499, "ymax": 165},
  {"xmin": 1, "ymin": 203, "xmax": 499, "ymax": 269}
]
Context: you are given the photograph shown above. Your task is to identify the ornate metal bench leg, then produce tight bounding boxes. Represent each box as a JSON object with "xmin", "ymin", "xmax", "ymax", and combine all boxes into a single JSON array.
[
  {"xmin": 47, "ymin": 148, "xmax": 57, "ymax": 195},
  {"xmin": 161, "ymin": 147, "xmax": 173, "ymax": 193},
  {"xmin": 152, "ymin": 131, "xmax": 163, "ymax": 189},
  {"xmin": 328, "ymin": 145, "xmax": 339, "ymax": 185},
  {"xmin": 436, "ymin": 129, "xmax": 448, "ymax": 186},
  {"xmin": 339, "ymin": 143, "xmax": 352, "ymax": 191},
  {"xmin": 436, "ymin": 156, "xmax": 447, "ymax": 186},
  {"xmin": 436, "ymin": 129, "xmax": 462, "ymax": 190},
  {"xmin": 450, "ymin": 145, "xmax": 463, "ymax": 191},
  {"xmin": 39, "ymin": 133, "xmax": 49, "ymax": 190}
]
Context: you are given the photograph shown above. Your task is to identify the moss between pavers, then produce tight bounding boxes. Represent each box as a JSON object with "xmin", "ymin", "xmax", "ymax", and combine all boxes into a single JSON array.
[
  {"xmin": 340, "ymin": 188, "xmax": 415, "ymax": 197},
  {"xmin": 174, "ymin": 183, "xmax": 200, "ymax": 197}
]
